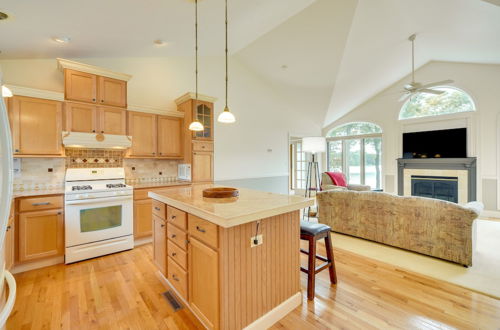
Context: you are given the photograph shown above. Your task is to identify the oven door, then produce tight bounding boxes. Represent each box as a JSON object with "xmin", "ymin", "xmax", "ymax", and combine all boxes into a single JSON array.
[{"xmin": 65, "ymin": 195, "xmax": 133, "ymax": 247}]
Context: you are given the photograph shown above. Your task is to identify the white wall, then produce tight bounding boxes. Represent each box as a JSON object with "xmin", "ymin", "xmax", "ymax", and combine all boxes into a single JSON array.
[
  {"xmin": 322, "ymin": 61, "xmax": 500, "ymax": 210},
  {"xmin": 0, "ymin": 56, "xmax": 323, "ymax": 182}
]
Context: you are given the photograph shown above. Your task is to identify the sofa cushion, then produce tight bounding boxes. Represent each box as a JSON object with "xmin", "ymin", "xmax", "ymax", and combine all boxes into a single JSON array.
[{"xmin": 325, "ymin": 172, "xmax": 347, "ymax": 187}]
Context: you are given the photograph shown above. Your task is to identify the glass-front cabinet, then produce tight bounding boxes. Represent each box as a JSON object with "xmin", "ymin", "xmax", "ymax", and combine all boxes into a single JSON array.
[{"xmin": 193, "ymin": 102, "xmax": 213, "ymax": 140}]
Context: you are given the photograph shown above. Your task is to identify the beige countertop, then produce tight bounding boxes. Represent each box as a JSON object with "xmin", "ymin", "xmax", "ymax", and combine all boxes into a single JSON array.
[
  {"xmin": 130, "ymin": 181, "xmax": 191, "ymax": 189},
  {"xmin": 149, "ymin": 184, "xmax": 314, "ymax": 228},
  {"xmin": 13, "ymin": 188, "xmax": 65, "ymax": 198}
]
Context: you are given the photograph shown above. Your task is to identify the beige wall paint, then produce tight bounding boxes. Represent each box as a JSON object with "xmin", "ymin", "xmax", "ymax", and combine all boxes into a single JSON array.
[
  {"xmin": 0, "ymin": 56, "xmax": 323, "ymax": 182},
  {"xmin": 322, "ymin": 61, "xmax": 500, "ymax": 211}
]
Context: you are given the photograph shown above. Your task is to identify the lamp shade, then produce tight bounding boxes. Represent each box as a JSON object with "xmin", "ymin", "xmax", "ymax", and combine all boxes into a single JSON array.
[
  {"xmin": 302, "ymin": 136, "xmax": 326, "ymax": 153},
  {"xmin": 217, "ymin": 108, "xmax": 236, "ymax": 123},
  {"xmin": 188, "ymin": 120, "xmax": 204, "ymax": 131}
]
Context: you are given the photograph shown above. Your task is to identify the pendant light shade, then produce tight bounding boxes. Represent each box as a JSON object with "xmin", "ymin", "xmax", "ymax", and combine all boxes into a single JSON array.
[
  {"xmin": 188, "ymin": 0, "xmax": 204, "ymax": 132},
  {"xmin": 2, "ymin": 85, "xmax": 12, "ymax": 98},
  {"xmin": 217, "ymin": 0, "xmax": 236, "ymax": 124}
]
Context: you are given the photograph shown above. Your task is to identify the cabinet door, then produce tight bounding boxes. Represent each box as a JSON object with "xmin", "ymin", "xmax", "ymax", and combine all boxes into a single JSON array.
[
  {"xmin": 65, "ymin": 69, "xmax": 97, "ymax": 103},
  {"xmin": 134, "ymin": 199, "xmax": 153, "ymax": 238},
  {"xmin": 98, "ymin": 76, "xmax": 127, "ymax": 108},
  {"xmin": 127, "ymin": 111, "xmax": 157, "ymax": 157},
  {"xmin": 5, "ymin": 216, "xmax": 15, "ymax": 270},
  {"xmin": 192, "ymin": 151, "xmax": 213, "ymax": 182},
  {"xmin": 193, "ymin": 102, "xmax": 213, "ymax": 140},
  {"xmin": 189, "ymin": 237, "xmax": 219, "ymax": 329},
  {"xmin": 65, "ymin": 102, "xmax": 97, "ymax": 133},
  {"xmin": 98, "ymin": 107, "xmax": 127, "ymax": 135},
  {"xmin": 157, "ymin": 116, "xmax": 183, "ymax": 158},
  {"xmin": 153, "ymin": 215, "xmax": 167, "ymax": 276},
  {"xmin": 10, "ymin": 96, "xmax": 63, "ymax": 155},
  {"xmin": 18, "ymin": 209, "xmax": 64, "ymax": 262}
]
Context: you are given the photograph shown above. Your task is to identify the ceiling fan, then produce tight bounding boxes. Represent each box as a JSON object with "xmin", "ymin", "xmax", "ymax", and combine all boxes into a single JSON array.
[{"xmin": 399, "ymin": 34, "xmax": 454, "ymax": 102}]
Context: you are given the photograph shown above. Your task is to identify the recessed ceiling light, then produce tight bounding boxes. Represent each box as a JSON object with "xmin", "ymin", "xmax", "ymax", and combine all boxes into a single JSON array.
[
  {"xmin": 153, "ymin": 39, "xmax": 167, "ymax": 47},
  {"xmin": 281, "ymin": 65, "xmax": 288, "ymax": 70},
  {"xmin": 52, "ymin": 36, "xmax": 71, "ymax": 44},
  {"xmin": 0, "ymin": 12, "xmax": 8, "ymax": 20}
]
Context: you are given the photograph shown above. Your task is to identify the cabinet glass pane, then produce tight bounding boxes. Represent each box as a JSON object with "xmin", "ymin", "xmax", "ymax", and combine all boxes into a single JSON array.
[{"xmin": 80, "ymin": 205, "xmax": 122, "ymax": 232}]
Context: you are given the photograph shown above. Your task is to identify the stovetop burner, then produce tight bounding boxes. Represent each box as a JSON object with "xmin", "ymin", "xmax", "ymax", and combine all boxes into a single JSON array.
[
  {"xmin": 106, "ymin": 183, "xmax": 127, "ymax": 189},
  {"xmin": 72, "ymin": 185, "xmax": 92, "ymax": 191}
]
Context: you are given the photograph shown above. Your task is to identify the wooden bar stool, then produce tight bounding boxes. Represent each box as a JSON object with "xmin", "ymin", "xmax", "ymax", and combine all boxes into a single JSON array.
[{"xmin": 300, "ymin": 221, "xmax": 337, "ymax": 300}]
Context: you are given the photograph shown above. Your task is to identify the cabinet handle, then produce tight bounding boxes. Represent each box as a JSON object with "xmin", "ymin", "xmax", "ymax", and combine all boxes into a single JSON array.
[
  {"xmin": 202, "ymin": 146, "xmax": 205, "ymax": 149},
  {"xmin": 101, "ymin": 131, "xmax": 104, "ymax": 133},
  {"xmin": 171, "ymin": 252, "xmax": 177, "ymax": 257},
  {"xmin": 57, "ymin": 212, "xmax": 62, "ymax": 215},
  {"xmin": 171, "ymin": 215, "xmax": 176, "ymax": 219},
  {"xmin": 92, "ymin": 130, "xmax": 96, "ymax": 133},
  {"xmin": 6, "ymin": 225, "xmax": 11, "ymax": 231},
  {"xmin": 171, "ymin": 234, "xmax": 177, "ymax": 239},
  {"xmin": 32, "ymin": 202, "xmax": 50, "ymax": 206},
  {"xmin": 152, "ymin": 152, "xmax": 156, "ymax": 155},
  {"xmin": 196, "ymin": 226, "xmax": 206, "ymax": 233},
  {"xmin": 101, "ymin": 100, "xmax": 104, "ymax": 103},
  {"xmin": 160, "ymin": 224, "xmax": 165, "ymax": 228},
  {"xmin": 154, "ymin": 207, "xmax": 160, "ymax": 211},
  {"xmin": 172, "ymin": 274, "xmax": 180, "ymax": 282},
  {"xmin": 92, "ymin": 98, "xmax": 96, "ymax": 102},
  {"xmin": 14, "ymin": 149, "xmax": 19, "ymax": 153}
]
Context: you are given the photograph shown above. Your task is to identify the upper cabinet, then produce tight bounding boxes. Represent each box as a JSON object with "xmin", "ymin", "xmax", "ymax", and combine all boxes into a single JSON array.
[
  {"xmin": 157, "ymin": 116, "xmax": 183, "ymax": 158},
  {"xmin": 65, "ymin": 69, "xmax": 97, "ymax": 104},
  {"xmin": 98, "ymin": 106, "xmax": 127, "ymax": 135},
  {"xmin": 64, "ymin": 102, "xmax": 97, "ymax": 133},
  {"xmin": 193, "ymin": 102, "xmax": 213, "ymax": 141},
  {"xmin": 98, "ymin": 76, "xmax": 127, "ymax": 108},
  {"xmin": 9, "ymin": 96, "xmax": 63, "ymax": 156},
  {"xmin": 63, "ymin": 69, "xmax": 127, "ymax": 108}
]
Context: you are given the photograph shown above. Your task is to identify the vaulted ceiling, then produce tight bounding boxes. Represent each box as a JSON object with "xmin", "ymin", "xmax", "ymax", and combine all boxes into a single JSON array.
[{"xmin": 1, "ymin": 0, "xmax": 500, "ymax": 127}]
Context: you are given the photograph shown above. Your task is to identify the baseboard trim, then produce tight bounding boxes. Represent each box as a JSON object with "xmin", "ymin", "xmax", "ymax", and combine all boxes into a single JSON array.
[
  {"xmin": 243, "ymin": 292, "xmax": 302, "ymax": 330},
  {"xmin": 11, "ymin": 256, "xmax": 64, "ymax": 274},
  {"xmin": 134, "ymin": 237, "xmax": 152, "ymax": 246}
]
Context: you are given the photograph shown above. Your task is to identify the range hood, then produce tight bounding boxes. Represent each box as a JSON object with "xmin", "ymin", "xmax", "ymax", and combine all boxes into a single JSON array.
[{"xmin": 62, "ymin": 132, "xmax": 132, "ymax": 149}]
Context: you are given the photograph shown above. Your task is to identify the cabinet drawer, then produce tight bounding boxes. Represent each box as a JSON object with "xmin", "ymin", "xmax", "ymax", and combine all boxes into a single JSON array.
[
  {"xmin": 168, "ymin": 257, "xmax": 188, "ymax": 300},
  {"xmin": 167, "ymin": 223, "xmax": 187, "ymax": 250},
  {"xmin": 167, "ymin": 206, "xmax": 187, "ymax": 230},
  {"xmin": 152, "ymin": 200, "xmax": 166, "ymax": 219},
  {"xmin": 168, "ymin": 239, "xmax": 187, "ymax": 270},
  {"xmin": 19, "ymin": 195, "xmax": 63, "ymax": 212},
  {"xmin": 192, "ymin": 141, "xmax": 214, "ymax": 152},
  {"xmin": 134, "ymin": 189, "xmax": 149, "ymax": 200},
  {"xmin": 188, "ymin": 215, "xmax": 218, "ymax": 249}
]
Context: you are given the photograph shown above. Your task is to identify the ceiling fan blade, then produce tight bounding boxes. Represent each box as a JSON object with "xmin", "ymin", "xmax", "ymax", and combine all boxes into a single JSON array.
[
  {"xmin": 419, "ymin": 89, "xmax": 445, "ymax": 95},
  {"xmin": 418, "ymin": 79, "xmax": 454, "ymax": 89},
  {"xmin": 399, "ymin": 93, "xmax": 412, "ymax": 102}
]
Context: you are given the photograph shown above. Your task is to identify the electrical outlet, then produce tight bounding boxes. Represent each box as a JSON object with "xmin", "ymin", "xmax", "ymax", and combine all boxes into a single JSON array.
[{"xmin": 251, "ymin": 234, "xmax": 263, "ymax": 247}]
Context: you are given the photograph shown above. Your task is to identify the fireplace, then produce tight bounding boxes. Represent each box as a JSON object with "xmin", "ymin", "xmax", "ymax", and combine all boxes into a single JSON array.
[{"xmin": 411, "ymin": 175, "xmax": 458, "ymax": 203}]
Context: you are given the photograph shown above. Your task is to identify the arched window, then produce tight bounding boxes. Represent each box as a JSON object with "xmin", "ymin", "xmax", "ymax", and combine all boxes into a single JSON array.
[
  {"xmin": 326, "ymin": 122, "xmax": 382, "ymax": 189},
  {"xmin": 399, "ymin": 86, "xmax": 475, "ymax": 120}
]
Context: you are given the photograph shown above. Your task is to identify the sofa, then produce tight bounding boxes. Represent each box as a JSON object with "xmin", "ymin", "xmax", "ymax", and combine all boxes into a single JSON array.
[
  {"xmin": 317, "ymin": 190, "xmax": 484, "ymax": 266},
  {"xmin": 321, "ymin": 172, "xmax": 371, "ymax": 191}
]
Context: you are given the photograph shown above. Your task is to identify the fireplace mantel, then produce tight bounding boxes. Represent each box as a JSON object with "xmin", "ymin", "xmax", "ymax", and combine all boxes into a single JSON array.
[{"xmin": 397, "ymin": 157, "xmax": 477, "ymax": 202}]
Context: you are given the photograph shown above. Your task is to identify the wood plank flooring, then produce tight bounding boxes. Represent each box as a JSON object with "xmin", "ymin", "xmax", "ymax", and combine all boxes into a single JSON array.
[{"xmin": 8, "ymin": 242, "xmax": 500, "ymax": 329}]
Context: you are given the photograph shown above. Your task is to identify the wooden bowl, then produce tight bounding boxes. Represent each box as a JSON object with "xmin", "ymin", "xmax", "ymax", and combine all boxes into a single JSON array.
[{"xmin": 203, "ymin": 187, "xmax": 239, "ymax": 198}]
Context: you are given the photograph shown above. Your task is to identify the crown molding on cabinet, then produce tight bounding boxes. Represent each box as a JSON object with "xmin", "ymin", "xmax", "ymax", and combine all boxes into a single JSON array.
[
  {"xmin": 127, "ymin": 103, "xmax": 184, "ymax": 118},
  {"xmin": 5, "ymin": 85, "xmax": 65, "ymax": 101},
  {"xmin": 56, "ymin": 58, "xmax": 133, "ymax": 81},
  {"xmin": 174, "ymin": 92, "xmax": 218, "ymax": 105}
]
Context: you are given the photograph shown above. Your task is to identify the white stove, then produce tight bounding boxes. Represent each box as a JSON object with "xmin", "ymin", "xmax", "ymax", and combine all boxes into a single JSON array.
[{"xmin": 64, "ymin": 168, "xmax": 134, "ymax": 263}]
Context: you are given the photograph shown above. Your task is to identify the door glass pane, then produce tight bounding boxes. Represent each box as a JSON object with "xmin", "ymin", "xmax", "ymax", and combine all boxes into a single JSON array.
[
  {"xmin": 364, "ymin": 137, "xmax": 382, "ymax": 189},
  {"xmin": 327, "ymin": 140, "xmax": 342, "ymax": 172},
  {"xmin": 346, "ymin": 139, "xmax": 361, "ymax": 184},
  {"xmin": 80, "ymin": 205, "xmax": 122, "ymax": 232}
]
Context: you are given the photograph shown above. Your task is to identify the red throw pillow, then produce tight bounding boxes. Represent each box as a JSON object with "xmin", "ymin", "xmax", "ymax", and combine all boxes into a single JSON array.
[{"xmin": 326, "ymin": 172, "xmax": 347, "ymax": 187}]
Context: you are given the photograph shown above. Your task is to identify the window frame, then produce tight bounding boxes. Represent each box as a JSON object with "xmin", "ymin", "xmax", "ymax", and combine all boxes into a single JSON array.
[{"xmin": 290, "ymin": 139, "xmax": 310, "ymax": 191}]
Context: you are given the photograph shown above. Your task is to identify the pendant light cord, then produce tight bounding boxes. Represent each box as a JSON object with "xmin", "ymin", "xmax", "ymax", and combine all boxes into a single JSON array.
[
  {"xmin": 225, "ymin": 0, "xmax": 228, "ymax": 109},
  {"xmin": 195, "ymin": 0, "xmax": 199, "ymax": 107}
]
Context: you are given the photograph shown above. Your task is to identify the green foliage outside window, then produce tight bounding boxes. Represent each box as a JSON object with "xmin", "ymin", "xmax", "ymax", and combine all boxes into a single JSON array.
[{"xmin": 327, "ymin": 122, "xmax": 382, "ymax": 137}]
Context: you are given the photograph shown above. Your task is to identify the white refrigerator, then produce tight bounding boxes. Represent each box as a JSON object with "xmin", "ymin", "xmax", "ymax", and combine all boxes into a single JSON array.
[{"xmin": 0, "ymin": 73, "xmax": 16, "ymax": 327}]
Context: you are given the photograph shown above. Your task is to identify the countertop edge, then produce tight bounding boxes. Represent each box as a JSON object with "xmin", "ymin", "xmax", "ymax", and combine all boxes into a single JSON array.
[{"xmin": 148, "ymin": 191, "xmax": 314, "ymax": 228}]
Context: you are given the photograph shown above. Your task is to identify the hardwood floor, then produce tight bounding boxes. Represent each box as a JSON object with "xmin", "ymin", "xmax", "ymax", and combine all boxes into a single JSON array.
[{"xmin": 8, "ymin": 243, "xmax": 500, "ymax": 329}]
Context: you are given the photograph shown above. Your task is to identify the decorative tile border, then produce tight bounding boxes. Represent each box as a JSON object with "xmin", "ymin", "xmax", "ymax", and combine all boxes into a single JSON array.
[{"xmin": 65, "ymin": 148, "xmax": 124, "ymax": 168}]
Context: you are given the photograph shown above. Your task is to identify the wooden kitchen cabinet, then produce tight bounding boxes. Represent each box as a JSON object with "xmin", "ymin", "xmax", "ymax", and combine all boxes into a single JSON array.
[
  {"xmin": 98, "ymin": 106, "xmax": 127, "ymax": 135},
  {"xmin": 127, "ymin": 111, "xmax": 157, "ymax": 157},
  {"xmin": 192, "ymin": 151, "xmax": 214, "ymax": 182},
  {"xmin": 4, "ymin": 203, "xmax": 15, "ymax": 270},
  {"xmin": 157, "ymin": 116, "xmax": 183, "ymax": 158},
  {"xmin": 64, "ymin": 102, "xmax": 97, "ymax": 133},
  {"xmin": 18, "ymin": 208, "xmax": 64, "ymax": 262},
  {"xmin": 189, "ymin": 237, "xmax": 219, "ymax": 329},
  {"xmin": 133, "ymin": 199, "xmax": 153, "ymax": 238},
  {"xmin": 9, "ymin": 96, "xmax": 63, "ymax": 156},
  {"xmin": 193, "ymin": 101, "xmax": 214, "ymax": 141},
  {"xmin": 153, "ymin": 215, "xmax": 167, "ymax": 276},
  {"xmin": 65, "ymin": 69, "xmax": 97, "ymax": 103},
  {"xmin": 98, "ymin": 76, "xmax": 127, "ymax": 108}
]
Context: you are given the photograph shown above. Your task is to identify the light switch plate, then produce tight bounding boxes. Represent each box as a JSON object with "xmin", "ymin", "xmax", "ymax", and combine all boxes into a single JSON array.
[{"xmin": 251, "ymin": 234, "xmax": 263, "ymax": 247}]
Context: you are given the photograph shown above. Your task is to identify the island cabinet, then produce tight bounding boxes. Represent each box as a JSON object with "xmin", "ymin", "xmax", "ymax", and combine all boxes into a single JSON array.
[{"xmin": 150, "ymin": 185, "xmax": 313, "ymax": 330}]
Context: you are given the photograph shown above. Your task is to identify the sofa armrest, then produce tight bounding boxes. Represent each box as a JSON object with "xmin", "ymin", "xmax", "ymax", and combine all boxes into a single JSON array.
[
  {"xmin": 321, "ymin": 184, "xmax": 347, "ymax": 192},
  {"xmin": 464, "ymin": 201, "xmax": 484, "ymax": 216},
  {"xmin": 347, "ymin": 184, "xmax": 371, "ymax": 191}
]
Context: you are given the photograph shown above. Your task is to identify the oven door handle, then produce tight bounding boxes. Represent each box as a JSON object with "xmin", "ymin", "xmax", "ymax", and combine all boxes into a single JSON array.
[{"xmin": 65, "ymin": 196, "xmax": 133, "ymax": 205}]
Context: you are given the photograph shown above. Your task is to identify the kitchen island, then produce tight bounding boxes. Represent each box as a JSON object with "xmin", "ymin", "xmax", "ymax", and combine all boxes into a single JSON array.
[{"xmin": 149, "ymin": 184, "xmax": 314, "ymax": 330}]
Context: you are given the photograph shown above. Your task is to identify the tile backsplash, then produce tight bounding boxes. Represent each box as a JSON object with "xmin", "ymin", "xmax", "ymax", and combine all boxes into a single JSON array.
[{"xmin": 14, "ymin": 148, "xmax": 182, "ymax": 192}]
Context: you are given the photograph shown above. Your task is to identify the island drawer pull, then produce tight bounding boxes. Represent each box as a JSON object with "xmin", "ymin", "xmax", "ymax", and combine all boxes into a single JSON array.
[
  {"xmin": 172, "ymin": 274, "xmax": 180, "ymax": 282},
  {"xmin": 32, "ymin": 202, "xmax": 50, "ymax": 206},
  {"xmin": 154, "ymin": 207, "xmax": 161, "ymax": 211},
  {"xmin": 171, "ymin": 234, "xmax": 177, "ymax": 238},
  {"xmin": 171, "ymin": 215, "xmax": 176, "ymax": 219},
  {"xmin": 171, "ymin": 252, "xmax": 177, "ymax": 257},
  {"xmin": 196, "ymin": 226, "xmax": 206, "ymax": 233},
  {"xmin": 160, "ymin": 223, "xmax": 165, "ymax": 228}
]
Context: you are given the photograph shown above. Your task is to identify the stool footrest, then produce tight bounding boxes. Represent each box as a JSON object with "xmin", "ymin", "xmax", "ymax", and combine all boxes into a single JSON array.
[
  {"xmin": 300, "ymin": 262, "xmax": 332, "ymax": 275},
  {"xmin": 300, "ymin": 248, "xmax": 328, "ymax": 262}
]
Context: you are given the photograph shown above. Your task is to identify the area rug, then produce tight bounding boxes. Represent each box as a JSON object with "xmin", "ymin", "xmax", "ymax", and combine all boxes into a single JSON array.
[{"xmin": 330, "ymin": 219, "xmax": 500, "ymax": 299}]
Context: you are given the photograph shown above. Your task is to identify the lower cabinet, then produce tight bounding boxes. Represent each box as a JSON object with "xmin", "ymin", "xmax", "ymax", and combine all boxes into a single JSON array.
[
  {"xmin": 4, "ymin": 203, "xmax": 15, "ymax": 270},
  {"xmin": 192, "ymin": 151, "xmax": 213, "ymax": 182},
  {"xmin": 134, "ymin": 199, "xmax": 153, "ymax": 238},
  {"xmin": 153, "ymin": 215, "xmax": 167, "ymax": 276},
  {"xmin": 18, "ymin": 208, "xmax": 64, "ymax": 262}
]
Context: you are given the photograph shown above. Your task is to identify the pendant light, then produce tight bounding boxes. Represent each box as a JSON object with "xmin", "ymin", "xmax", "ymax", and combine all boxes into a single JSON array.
[
  {"xmin": 217, "ymin": 0, "xmax": 236, "ymax": 124},
  {"xmin": 188, "ymin": 0, "xmax": 204, "ymax": 132}
]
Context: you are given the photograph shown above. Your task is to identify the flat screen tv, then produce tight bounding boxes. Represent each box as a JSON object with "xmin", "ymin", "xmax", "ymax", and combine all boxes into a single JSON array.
[{"xmin": 402, "ymin": 128, "xmax": 467, "ymax": 159}]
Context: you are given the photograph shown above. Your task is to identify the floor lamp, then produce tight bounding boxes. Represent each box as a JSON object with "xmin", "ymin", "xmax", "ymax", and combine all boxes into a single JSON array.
[{"xmin": 302, "ymin": 137, "xmax": 326, "ymax": 221}]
